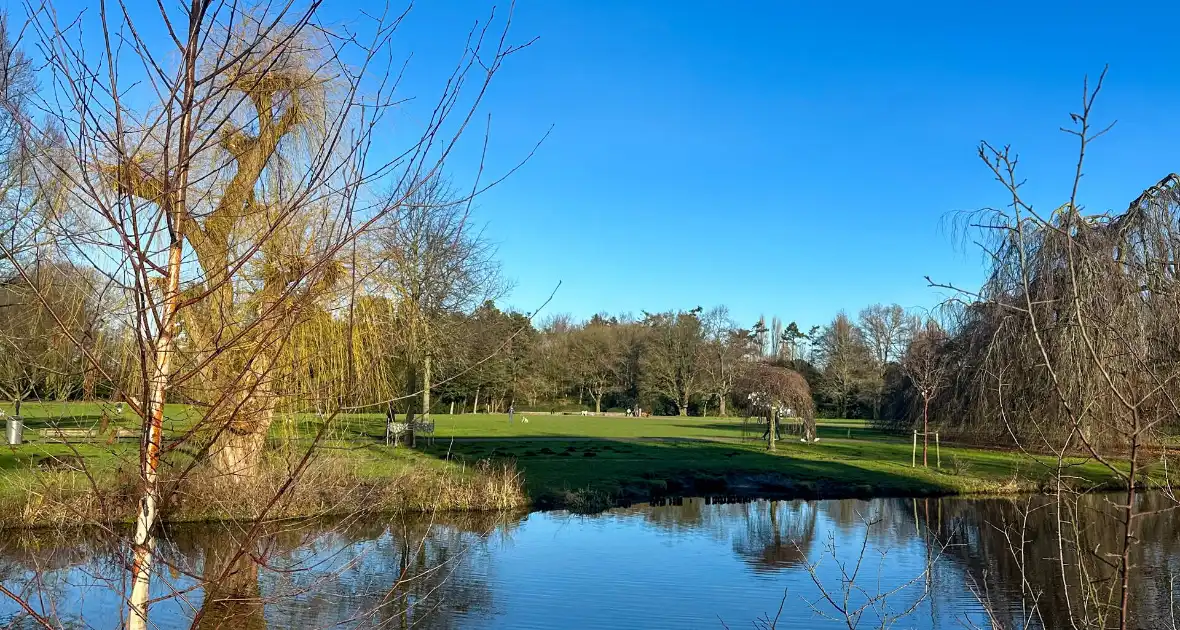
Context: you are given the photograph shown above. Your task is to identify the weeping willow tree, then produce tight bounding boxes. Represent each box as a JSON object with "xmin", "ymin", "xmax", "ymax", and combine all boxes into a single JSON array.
[
  {"xmin": 938, "ymin": 172, "xmax": 1180, "ymax": 452},
  {"xmin": 937, "ymin": 173, "xmax": 1180, "ymax": 627},
  {"xmin": 732, "ymin": 500, "xmax": 818, "ymax": 572},
  {"xmin": 106, "ymin": 23, "xmax": 345, "ymax": 482},
  {"xmin": 739, "ymin": 363, "xmax": 816, "ymax": 451},
  {"xmin": 13, "ymin": 1, "xmax": 527, "ymax": 626},
  {"xmin": 932, "ymin": 72, "xmax": 1180, "ymax": 629},
  {"xmin": 0, "ymin": 261, "xmax": 102, "ymax": 411}
]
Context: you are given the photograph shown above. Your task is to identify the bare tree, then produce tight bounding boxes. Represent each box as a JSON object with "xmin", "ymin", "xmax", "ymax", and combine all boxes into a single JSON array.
[
  {"xmin": 858, "ymin": 304, "xmax": 912, "ymax": 420},
  {"xmin": 901, "ymin": 318, "xmax": 948, "ymax": 467},
  {"xmin": 701, "ymin": 306, "xmax": 752, "ymax": 417},
  {"xmin": 641, "ymin": 308, "xmax": 707, "ymax": 416},
  {"xmin": 371, "ymin": 175, "xmax": 506, "ymax": 420},
  {"xmin": 0, "ymin": 10, "xmax": 41, "ymax": 272},
  {"xmin": 0, "ymin": 261, "xmax": 105, "ymax": 413},
  {"xmin": 933, "ymin": 69, "xmax": 1180, "ymax": 629},
  {"xmin": 858, "ymin": 304, "xmax": 910, "ymax": 369},
  {"xmin": 769, "ymin": 315, "xmax": 782, "ymax": 360},
  {"xmin": 812, "ymin": 312, "xmax": 874, "ymax": 418},
  {"xmin": 1, "ymin": 2, "xmax": 531, "ymax": 627},
  {"xmin": 570, "ymin": 316, "xmax": 625, "ymax": 414},
  {"xmin": 534, "ymin": 313, "xmax": 577, "ymax": 405}
]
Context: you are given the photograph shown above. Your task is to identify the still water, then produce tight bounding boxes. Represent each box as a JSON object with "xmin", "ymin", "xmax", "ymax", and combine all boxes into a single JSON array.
[{"xmin": 2, "ymin": 494, "xmax": 1178, "ymax": 628}]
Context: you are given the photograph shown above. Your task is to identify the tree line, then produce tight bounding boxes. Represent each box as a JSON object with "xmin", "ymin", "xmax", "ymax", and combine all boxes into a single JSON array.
[{"xmin": 2, "ymin": 263, "xmax": 946, "ymax": 425}]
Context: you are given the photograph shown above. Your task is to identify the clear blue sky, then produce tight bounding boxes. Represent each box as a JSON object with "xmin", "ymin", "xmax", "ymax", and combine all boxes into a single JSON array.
[
  {"xmin": 383, "ymin": 0, "xmax": 1180, "ymax": 330},
  {"xmin": 39, "ymin": 1, "xmax": 1180, "ymax": 331}
]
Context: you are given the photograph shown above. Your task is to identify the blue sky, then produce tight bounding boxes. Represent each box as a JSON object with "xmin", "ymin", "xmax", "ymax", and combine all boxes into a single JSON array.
[
  {"xmin": 38, "ymin": 1, "xmax": 1180, "ymax": 331},
  {"xmin": 379, "ymin": 1, "xmax": 1180, "ymax": 330}
]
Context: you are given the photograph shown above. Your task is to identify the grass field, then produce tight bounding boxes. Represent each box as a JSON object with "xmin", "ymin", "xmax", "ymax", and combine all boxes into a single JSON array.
[
  {"xmin": 0, "ymin": 402, "xmax": 1137, "ymax": 520},
  {"xmin": 0, "ymin": 401, "xmax": 885, "ymax": 442},
  {"xmin": 0, "ymin": 402, "xmax": 871, "ymax": 440}
]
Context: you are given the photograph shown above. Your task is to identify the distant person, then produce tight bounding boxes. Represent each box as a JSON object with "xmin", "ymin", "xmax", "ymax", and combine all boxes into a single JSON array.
[{"xmin": 508, "ymin": 403, "xmax": 515, "ymax": 424}]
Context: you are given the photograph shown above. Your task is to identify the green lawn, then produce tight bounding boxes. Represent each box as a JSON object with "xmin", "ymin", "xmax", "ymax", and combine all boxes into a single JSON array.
[
  {"xmin": 0, "ymin": 402, "xmax": 877, "ymax": 442},
  {"xmin": 0, "ymin": 402, "xmax": 1136, "ymax": 518},
  {"xmin": 335, "ymin": 412, "xmax": 875, "ymax": 441},
  {"xmin": 419, "ymin": 430, "xmax": 1124, "ymax": 509}
]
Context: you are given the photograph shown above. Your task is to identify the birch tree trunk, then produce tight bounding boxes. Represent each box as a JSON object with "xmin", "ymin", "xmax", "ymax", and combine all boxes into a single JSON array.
[{"xmin": 128, "ymin": 4, "xmax": 204, "ymax": 624}]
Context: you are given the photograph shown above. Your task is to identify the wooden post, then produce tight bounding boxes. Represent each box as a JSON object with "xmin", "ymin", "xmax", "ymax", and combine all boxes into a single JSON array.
[
  {"xmin": 935, "ymin": 432, "xmax": 941, "ymax": 468},
  {"xmin": 912, "ymin": 430, "xmax": 917, "ymax": 467}
]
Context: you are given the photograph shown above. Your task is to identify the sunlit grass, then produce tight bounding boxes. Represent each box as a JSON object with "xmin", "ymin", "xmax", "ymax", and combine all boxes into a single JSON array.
[{"xmin": 0, "ymin": 402, "xmax": 1137, "ymax": 522}]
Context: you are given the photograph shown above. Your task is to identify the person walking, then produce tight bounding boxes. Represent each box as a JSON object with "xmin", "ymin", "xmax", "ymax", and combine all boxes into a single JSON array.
[{"xmin": 508, "ymin": 402, "xmax": 515, "ymax": 424}]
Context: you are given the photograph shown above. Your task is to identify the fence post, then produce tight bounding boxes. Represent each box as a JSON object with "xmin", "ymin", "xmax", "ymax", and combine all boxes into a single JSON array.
[
  {"xmin": 935, "ymin": 432, "xmax": 941, "ymax": 469},
  {"xmin": 912, "ymin": 430, "xmax": 917, "ymax": 468}
]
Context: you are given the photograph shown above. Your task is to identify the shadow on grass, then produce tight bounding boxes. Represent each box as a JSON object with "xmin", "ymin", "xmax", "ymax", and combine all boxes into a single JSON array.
[
  {"xmin": 13, "ymin": 414, "xmax": 108, "ymax": 429},
  {"xmin": 418, "ymin": 438, "xmax": 969, "ymax": 513},
  {"xmin": 676, "ymin": 421, "xmax": 898, "ymax": 442}
]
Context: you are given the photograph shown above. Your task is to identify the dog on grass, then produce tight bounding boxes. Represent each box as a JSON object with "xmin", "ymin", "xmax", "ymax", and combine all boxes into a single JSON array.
[{"xmin": 521, "ymin": 417, "xmax": 529, "ymax": 423}]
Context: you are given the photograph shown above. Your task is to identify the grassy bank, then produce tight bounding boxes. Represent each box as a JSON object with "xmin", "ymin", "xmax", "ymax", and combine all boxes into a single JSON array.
[
  {"xmin": 0, "ymin": 443, "xmax": 526, "ymax": 528},
  {"xmin": 426, "ymin": 433, "xmax": 1131, "ymax": 512},
  {"xmin": 0, "ymin": 402, "xmax": 1139, "ymax": 525}
]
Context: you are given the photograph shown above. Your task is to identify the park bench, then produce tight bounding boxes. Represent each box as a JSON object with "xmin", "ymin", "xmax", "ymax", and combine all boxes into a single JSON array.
[
  {"xmin": 386, "ymin": 420, "xmax": 436, "ymax": 446},
  {"xmin": 387, "ymin": 421, "xmax": 410, "ymax": 445},
  {"xmin": 38, "ymin": 427, "xmax": 139, "ymax": 442},
  {"xmin": 415, "ymin": 420, "xmax": 436, "ymax": 445},
  {"xmin": 40, "ymin": 428, "xmax": 97, "ymax": 442}
]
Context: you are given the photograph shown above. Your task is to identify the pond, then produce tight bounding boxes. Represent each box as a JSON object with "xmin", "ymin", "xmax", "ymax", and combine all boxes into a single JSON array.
[{"xmin": 2, "ymin": 493, "xmax": 1178, "ymax": 628}]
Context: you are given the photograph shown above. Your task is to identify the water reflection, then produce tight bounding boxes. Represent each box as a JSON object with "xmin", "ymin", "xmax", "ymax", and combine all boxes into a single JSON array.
[
  {"xmin": 1, "ymin": 494, "xmax": 1177, "ymax": 628},
  {"xmin": 914, "ymin": 493, "xmax": 1180, "ymax": 630},
  {"xmin": 0, "ymin": 512, "xmax": 519, "ymax": 629},
  {"xmin": 632, "ymin": 499, "xmax": 819, "ymax": 571}
]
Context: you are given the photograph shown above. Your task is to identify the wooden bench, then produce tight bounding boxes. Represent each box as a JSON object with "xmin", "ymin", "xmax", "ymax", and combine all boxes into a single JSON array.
[
  {"xmin": 40, "ymin": 427, "xmax": 139, "ymax": 442},
  {"xmin": 40, "ymin": 428, "xmax": 97, "ymax": 442}
]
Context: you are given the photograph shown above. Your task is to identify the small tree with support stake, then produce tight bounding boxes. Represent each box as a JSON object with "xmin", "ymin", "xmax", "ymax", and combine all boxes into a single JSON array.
[{"xmin": 903, "ymin": 318, "xmax": 949, "ymax": 467}]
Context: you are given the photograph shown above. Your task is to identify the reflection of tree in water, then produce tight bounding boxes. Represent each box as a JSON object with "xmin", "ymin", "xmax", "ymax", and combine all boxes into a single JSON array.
[
  {"xmin": 901, "ymin": 493, "xmax": 1180, "ymax": 630},
  {"xmin": 182, "ymin": 512, "xmax": 517, "ymax": 629},
  {"xmin": 355, "ymin": 515, "xmax": 508, "ymax": 629},
  {"xmin": 731, "ymin": 500, "xmax": 818, "ymax": 572},
  {"xmin": 165, "ymin": 522, "xmax": 277, "ymax": 630},
  {"xmin": 1, "ymin": 512, "xmax": 520, "ymax": 629},
  {"xmin": 626, "ymin": 498, "xmax": 820, "ymax": 573},
  {"xmin": 632, "ymin": 496, "xmax": 708, "ymax": 531},
  {"xmin": 0, "ymin": 528, "xmax": 128, "ymax": 627}
]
